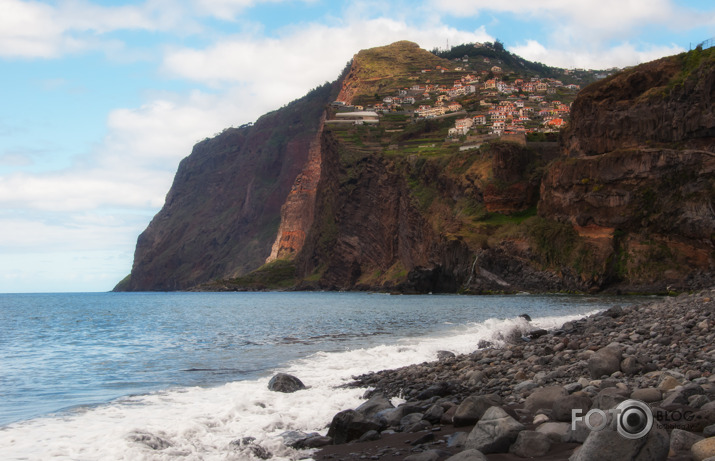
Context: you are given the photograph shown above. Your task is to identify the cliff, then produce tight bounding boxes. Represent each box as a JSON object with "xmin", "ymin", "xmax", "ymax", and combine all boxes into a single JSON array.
[
  {"xmin": 117, "ymin": 42, "xmax": 714, "ymax": 293},
  {"xmin": 115, "ymin": 82, "xmax": 340, "ymax": 291}
]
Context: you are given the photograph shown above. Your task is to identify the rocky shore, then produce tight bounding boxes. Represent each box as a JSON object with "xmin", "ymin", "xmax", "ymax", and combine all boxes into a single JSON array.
[{"xmin": 300, "ymin": 289, "xmax": 715, "ymax": 461}]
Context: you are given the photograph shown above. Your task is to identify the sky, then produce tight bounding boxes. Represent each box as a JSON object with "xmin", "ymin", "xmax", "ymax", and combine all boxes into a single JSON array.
[{"xmin": 0, "ymin": 0, "xmax": 713, "ymax": 293}]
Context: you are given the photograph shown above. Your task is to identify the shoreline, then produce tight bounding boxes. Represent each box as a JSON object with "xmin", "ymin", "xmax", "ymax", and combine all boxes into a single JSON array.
[{"xmin": 305, "ymin": 288, "xmax": 715, "ymax": 461}]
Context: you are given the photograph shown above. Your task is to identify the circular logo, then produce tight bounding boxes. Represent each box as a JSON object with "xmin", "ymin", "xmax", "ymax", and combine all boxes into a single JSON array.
[{"xmin": 615, "ymin": 399, "xmax": 653, "ymax": 440}]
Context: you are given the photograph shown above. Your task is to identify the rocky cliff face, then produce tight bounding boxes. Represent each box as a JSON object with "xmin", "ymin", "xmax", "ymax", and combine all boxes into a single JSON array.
[
  {"xmin": 115, "ymin": 83, "xmax": 338, "ymax": 291},
  {"xmin": 118, "ymin": 43, "xmax": 714, "ymax": 293},
  {"xmin": 540, "ymin": 48, "xmax": 715, "ymax": 291}
]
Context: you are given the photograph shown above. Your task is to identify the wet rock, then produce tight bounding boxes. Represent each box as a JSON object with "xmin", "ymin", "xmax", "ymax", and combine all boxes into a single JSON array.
[
  {"xmin": 465, "ymin": 406, "xmax": 525, "ymax": 454},
  {"xmin": 509, "ymin": 430, "xmax": 552, "ymax": 458},
  {"xmin": 267, "ymin": 373, "xmax": 305, "ymax": 393},
  {"xmin": 127, "ymin": 431, "xmax": 172, "ymax": 450},
  {"xmin": 327, "ymin": 409, "xmax": 382, "ymax": 444},
  {"xmin": 437, "ymin": 350, "xmax": 456, "ymax": 360},
  {"xmin": 356, "ymin": 394, "xmax": 394, "ymax": 418},
  {"xmin": 453, "ymin": 394, "xmax": 502, "ymax": 427}
]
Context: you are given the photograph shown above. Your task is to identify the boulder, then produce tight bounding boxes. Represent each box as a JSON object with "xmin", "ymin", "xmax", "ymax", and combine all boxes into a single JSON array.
[
  {"xmin": 631, "ymin": 388, "xmax": 662, "ymax": 403},
  {"xmin": 524, "ymin": 386, "xmax": 568, "ymax": 414},
  {"xmin": 445, "ymin": 449, "xmax": 488, "ymax": 461},
  {"xmin": 587, "ymin": 345, "xmax": 622, "ymax": 379},
  {"xmin": 692, "ymin": 437, "xmax": 715, "ymax": 461},
  {"xmin": 424, "ymin": 404, "xmax": 445, "ymax": 424},
  {"xmin": 591, "ymin": 387, "xmax": 629, "ymax": 410},
  {"xmin": 535, "ymin": 422, "xmax": 571, "ymax": 443},
  {"xmin": 437, "ymin": 350, "xmax": 456, "ymax": 360},
  {"xmin": 669, "ymin": 428, "xmax": 703, "ymax": 453},
  {"xmin": 355, "ymin": 394, "xmax": 393, "ymax": 418},
  {"xmin": 453, "ymin": 394, "xmax": 503, "ymax": 427},
  {"xmin": 326, "ymin": 409, "xmax": 381, "ymax": 444},
  {"xmin": 553, "ymin": 394, "xmax": 592, "ymax": 422},
  {"xmin": 465, "ymin": 406, "xmax": 525, "ymax": 454},
  {"xmin": 569, "ymin": 417, "xmax": 669, "ymax": 461},
  {"xmin": 267, "ymin": 373, "xmax": 305, "ymax": 393},
  {"xmin": 509, "ymin": 430, "xmax": 552, "ymax": 458}
]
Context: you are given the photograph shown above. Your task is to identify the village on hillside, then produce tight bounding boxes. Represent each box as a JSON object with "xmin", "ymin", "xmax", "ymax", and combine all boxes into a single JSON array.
[{"xmin": 327, "ymin": 47, "xmax": 607, "ymax": 145}]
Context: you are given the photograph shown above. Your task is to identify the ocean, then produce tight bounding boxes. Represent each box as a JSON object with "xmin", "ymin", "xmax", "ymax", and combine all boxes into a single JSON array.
[{"xmin": 0, "ymin": 291, "xmax": 650, "ymax": 460}]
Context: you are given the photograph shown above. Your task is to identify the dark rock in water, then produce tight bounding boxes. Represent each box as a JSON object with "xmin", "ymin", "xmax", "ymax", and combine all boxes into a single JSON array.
[
  {"xmin": 528, "ymin": 328, "xmax": 548, "ymax": 339},
  {"xmin": 509, "ymin": 430, "xmax": 552, "ymax": 458},
  {"xmin": 416, "ymin": 381, "xmax": 454, "ymax": 400},
  {"xmin": 477, "ymin": 339, "xmax": 494, "ymax": 349},
  {"xmin": 267, "ymin": 373, "xmax": 305, "ymax": 393},
  {"xmin": 300, "ymin": 434, "xmax": 333, "ymax": 448},
  {"xmin": 603, "ymin": 305, "xmax": 624, "ymax": 318},
  {"xmin": 355, "ymin": 394, "xmax": 393, "ymax": 418},
  {"xmin": 327, "ymin": 409, "xmax": 382, "ymax": 444},
  {"xmin": 519, "ymin": 314, "xmax": 532, "ymax": 322},
  {"xmin": 127, "ymin": 431, "xmax": 172, "ymax": 450},
  {"xmin": 229, "ymin": 438, "xmax": 272, "ymax": 459},
  {"xmin": 437, "ymin": 350, "xmax": 456, "ymax": 360}
]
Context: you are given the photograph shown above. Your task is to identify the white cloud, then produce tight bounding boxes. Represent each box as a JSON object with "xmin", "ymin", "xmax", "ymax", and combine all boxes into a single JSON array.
[
  {"xmin": 510, "ymin": 39, "xmax": 685, "ymax": 70},
  {"xmin": 162, "ymin": 18, "xmax": 493, "ymax": 87}
]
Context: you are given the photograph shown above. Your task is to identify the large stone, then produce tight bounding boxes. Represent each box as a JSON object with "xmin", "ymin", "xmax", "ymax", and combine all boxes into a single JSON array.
[
  {"xmin": 569, "ymin": 417, "xmax": 669, "ymax": 461},
  {"xmin": 445, "ymin": 449, "xmax": 488, "ymax": 461},
  {"xmin": 453, "ymin": 394, "xmax": 503, "ymax": 427},
  {"xmin": 355, "ymin": 394, "xmax": 393, "ymax": 418},
  {"xmin": 553, "ymin": 394, "xmax": 592, "ymax": 422},
  {"xmin": 692, "ymin": 437, "xmax": 715, "ymax": 461},
  {"xmin": 535, "ymin": 422, "xmax": 571, "ymax": 443},
  {"xmin": 326, "ymin": 409, "xmax": 381, "ymax": 444},
  {"xmin": 670, "ymin": 428, "xmax": 703, "ymax": 453},
  {"xmin": 509, "ymin": 430, "xmax": 552, "ymax": 458},
  {"xmin": 591, "ymin": 387, "xmax": 629, "ymax": 410},
  {"xmin": 587, "ymin": 345, "xmax": 623, "ymax": 379},
  {"xmin": 631, "ymin": 387, "xmax": 662, "ymax": 403},
  {"xmin": 267, "ymin": 373, "xmax": 305, "ymax": 393},
  {"xmin": 524, "ymin": 386, "xmax": 568, "ymax": 414},
  {"xmin": 465, "ymin": 406, "xmax": 525, "ymax": 454}
]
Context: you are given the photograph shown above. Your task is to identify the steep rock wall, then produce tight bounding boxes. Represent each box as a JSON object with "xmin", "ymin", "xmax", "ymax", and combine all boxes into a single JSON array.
[{"xmin": 116, "ymin": 83, "xmax": 337, "ymax": 291}]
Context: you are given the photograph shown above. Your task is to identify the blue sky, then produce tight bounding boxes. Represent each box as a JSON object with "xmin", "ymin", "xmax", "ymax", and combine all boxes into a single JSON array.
[{"xmin": 0, "ymin": 0, "xmax": 713, "ymax": 292}]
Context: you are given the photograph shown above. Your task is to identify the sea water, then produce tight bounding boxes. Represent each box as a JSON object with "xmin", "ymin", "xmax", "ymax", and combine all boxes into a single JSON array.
[{"xmin": 0, "ymin": 291, "xmax": 650, "ymax": 460}]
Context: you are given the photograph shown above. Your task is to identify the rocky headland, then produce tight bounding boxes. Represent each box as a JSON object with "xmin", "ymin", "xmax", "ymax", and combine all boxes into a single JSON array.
[
  {"xmin": 255, "ymin": 289, "xmax": 715, "ymax": 460},
  {"xmin": 116, "ymin": 42, "xmax": 714, "ymax": 295}
]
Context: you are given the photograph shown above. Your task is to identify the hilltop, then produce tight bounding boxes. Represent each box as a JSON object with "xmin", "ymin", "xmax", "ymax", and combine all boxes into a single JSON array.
[{"xmin": 115, "ymin": 41, "xmax": 714, "ymax": 293}]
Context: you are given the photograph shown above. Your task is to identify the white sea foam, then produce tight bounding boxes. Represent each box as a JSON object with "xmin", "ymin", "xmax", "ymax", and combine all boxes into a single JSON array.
[{"xmin": 0, "ymin": 311, "xmax": 595, "ymax": 460}]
